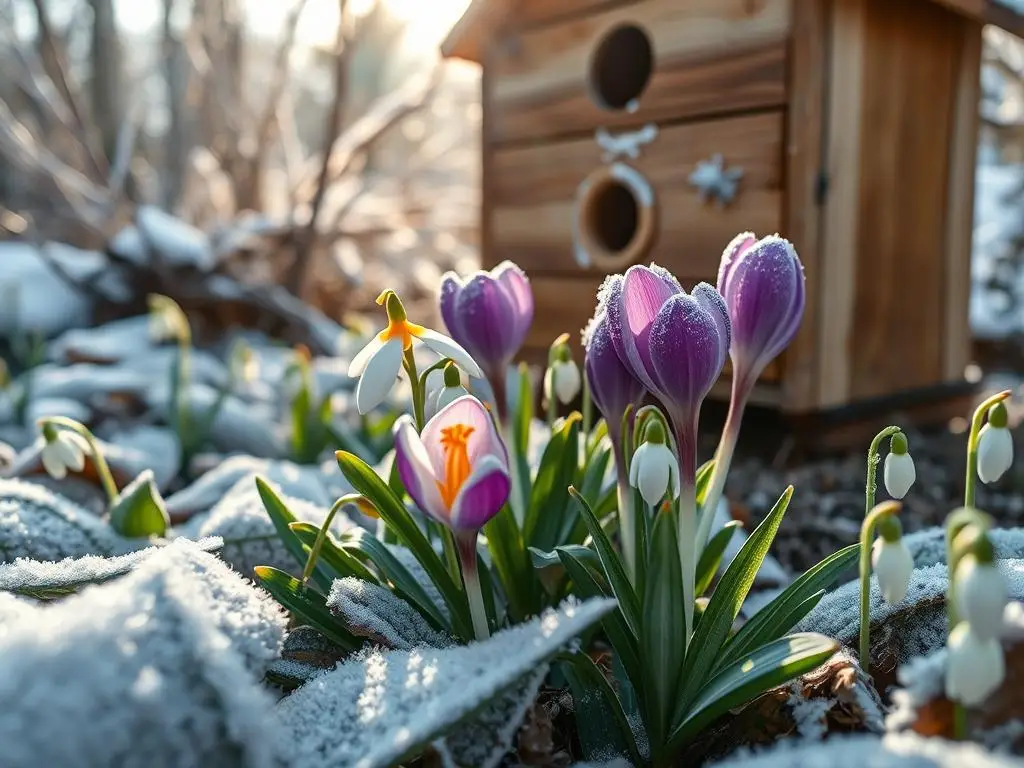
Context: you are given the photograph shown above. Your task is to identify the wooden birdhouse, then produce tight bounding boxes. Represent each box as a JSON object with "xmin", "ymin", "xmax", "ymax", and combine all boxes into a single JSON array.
[{"xmin": 441, "ymin": 0, "xmax": 1024, "ymax": 418}]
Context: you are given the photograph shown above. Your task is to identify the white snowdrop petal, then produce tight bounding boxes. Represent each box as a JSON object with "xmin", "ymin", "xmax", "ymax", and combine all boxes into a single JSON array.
[
  {"xmin": 871, "ymin": 538, "xmax": 914, "ymax": 604},
  {"xmin": 553, "ymin": 361, "xmax": 581, "ymax": 405},
  {"xmin": 354, "ymin": 338, "xmax": 403, "ymax": 415},
  {"xmin": 348, "ymin": 335, "xmax": 385, "ymax": 378},
  {"xmin": 416, "ymin": 329, "xmax": 484, "ymax": 379},
  {"xmin": 628, "ymin": 443, "xmax": 644, "ymax": 488},
  {"xmin": 977, "ymin": 424, "xmax": 1013, "ymax": 484},
  {"xmin": 59, "ymin": 436, "xmax": 88, "ymax": 472},
  {"xmin": 955, "ymin": 559, "xmax": 1008, "ymax": 641},
  {"xmin": 883, "ymin": 452, "xmax": 916, "ymax": 499},
  {"xmin": 40, "ymin": 446, "xmax": 67, "ymax": 479},
  {"xmin": 945, "ymin": 623, "xmax": 1005, "ymax": 706}
]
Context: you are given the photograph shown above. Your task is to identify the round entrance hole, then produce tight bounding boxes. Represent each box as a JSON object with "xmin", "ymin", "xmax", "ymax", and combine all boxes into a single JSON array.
[
  {"xmin": 588, "ymin": 24, "xmax": 654, "ymax": 111},
  {"xmin": 574, "ymin": 164, "xmax": 657, "ymax": 270}
]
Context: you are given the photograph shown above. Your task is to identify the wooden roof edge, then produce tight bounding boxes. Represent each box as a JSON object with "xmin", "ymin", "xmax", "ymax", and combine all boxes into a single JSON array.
[{"xmin": 440, "ymin": 0, "xmax": 514, "ymax": 63}]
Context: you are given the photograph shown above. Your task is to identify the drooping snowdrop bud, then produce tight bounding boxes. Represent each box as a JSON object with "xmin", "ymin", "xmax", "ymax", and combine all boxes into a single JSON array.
[
  {"xmin": 955, "ymin": 544, "xmax": 1007, "ymax": 641},
  {"xmin": 629, "ymin": 419, "xmax": 679, "ymax": 507},
  {"xmin": 871, "ymin": 515, "xmax": 913, "ymax": 604},
  {"xmin": 883, "ymin": 432, "xmax": 916, "ymax": 499},
  {"xmin": 147, "ymin": 294, "xmax": 189, "ymax": 344},
  {"xmin": 945, "ymin": 620, "xmax": 1005, "ymax": 706},
  {"xmin": 439, "ymin": 261, "xmax": 533, "ymax": 383},
  {"xmin": 717, "ymin": 233, "xmax": 805, "ymax": 394},
  {"xmin": 425, "ymin": 361, "xmax": 471, "ymax": 421},
  {"xmin": 544, "ymin": 336, "xmax": 581, "ymax": 405},
  {"xmin": 977, "ymin": 402, "xmax": 1013, "ymax": 484},
  {"xmin": 348, "ymin": 290, "xmax": 483, "ymax": 415},
  {"xmin": 39, "ymin": 422, "xmax": 89, "ymax": 480}
]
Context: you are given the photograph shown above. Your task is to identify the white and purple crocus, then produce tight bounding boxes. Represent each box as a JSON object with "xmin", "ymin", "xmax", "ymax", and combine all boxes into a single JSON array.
[
  {"xmin": 393, "ymin": 394, "xmax": 511, "ymax": 640},
  {"xmin": 439, "ymin": 261, "xmax": 534, "ymax": 420}
]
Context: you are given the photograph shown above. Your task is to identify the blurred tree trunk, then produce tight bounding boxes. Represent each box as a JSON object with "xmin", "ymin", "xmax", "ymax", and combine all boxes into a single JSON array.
[
  {"xmin": 162, "ymin": 0, "xmax": 187, "ymax": 210},
  {"xmin": 88, "ymin": 0, "xmax": 123, "ymax": 165}
]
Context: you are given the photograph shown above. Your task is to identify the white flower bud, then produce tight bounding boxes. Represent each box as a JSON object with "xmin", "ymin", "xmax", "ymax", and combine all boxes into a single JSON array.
[
  {"xmin": 955, "ymin": 555, "xmax": 1007, "ymax": 641},
  {"xmin": 883, "ymin": 442, "xmax": 915, "ymax": 499},
  {"xmin": 629, "ymin": 440, "xmax": 679, "ymax": 507},
  {"xmin": 545, "ymin": 359, "xmax": 581, "ymax": 405},
  {"xmin": 871, "ymin": 536, "xmax": 914, "ymax": 604},
  {"xmin": 977, "ymin": 423, "xmax": 1013, "ymax": 484},
  {"xmin": 40, "ymin": 429, "xmax": 89, "ymax": 480},
  {"xmin": 945, "ymin": 621, "xmax": 1005, "ymax": 706}
]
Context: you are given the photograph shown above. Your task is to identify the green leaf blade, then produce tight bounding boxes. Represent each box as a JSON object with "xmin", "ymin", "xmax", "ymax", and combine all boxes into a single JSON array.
[
  {"xmin": 255, "ymin": 477, "xmax": 333, "ymax": 593},
  {"xmin": 253, "ymin": 565, "xmax": 360, "ymax": 651},
  {"xmin": 524, "ymin": 414, "xmax": 581, "ymax": 552},
  {"xmin": 560, "ymin": 652, "xmax": 643, "ymax": 766},
  {"xmin": 694, "ymin": 520, "xmax": 741, "ymax": 597}
]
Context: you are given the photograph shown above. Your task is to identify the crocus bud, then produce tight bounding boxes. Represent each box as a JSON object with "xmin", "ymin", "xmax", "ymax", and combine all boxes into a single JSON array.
[
  {"xmin": 629, "ymin": 419, "xmax": 679, "ymax": 507},
  {"xmin": 977, "ymin": 402, "xmax": 1013, "ymax": 484},
  {"xmin": 883, "ymin": 432, "xmax": 916, "ymax": 499},
  {"xmin": 945, "ymin": 620, "xmax": 1005, "ymax": 706},
  {"xmin": 717, "ymin": 233, "xmax": 805, "ymax": 393},
  {"xmin": 871, "ymin": 515, "xmax": 913, "ymax": 604},
  {"xmin": 544, "ymin": 338, "xmax": 581, "ymax": 405},
  {"xmin": 425, "ymin": 361, "xmax": 471, "ymax": 421},
  {"xmin": 439, "ymin": 261, "xmax": 533, "ymax": 381},
  {"xmin": 582, "ymin": 279, "xmax": 646, "ymax": 428},
  {"xmin": 955, "ymin": 547, "xmax": 1007, "ymax": 641}
]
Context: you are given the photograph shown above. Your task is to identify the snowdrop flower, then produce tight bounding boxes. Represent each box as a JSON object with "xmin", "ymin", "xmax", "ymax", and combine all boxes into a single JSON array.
[
  {"xmin": 977, "ymin": 402, "xmax": 1013, "ymax": 484},
  {"xmin": 148, "ymin": 294, "xmax": 189, "ymax": 344},
  {"xmin": 883, "ymin": 432, "xmax": 916, "ymax": 499},
  {"xmin": 629, "ymin": 419, "xmax": 679, "ymax": 507},
  {"xmin": 871, "ymin": 515, "xmax": 913, "ymax": 604},
  {"xmin": 945, "ymin": 620, "xmax": 1005, "ymax": 706},
  {"xmin": 348, "ymin": 290, "xmax": 483, "ymax": 415},
  {"xmin": 393, "ymin": 394, "xmax": 510, "ymax": 532},
  {"xmin": 955, "ymin": 552, "xmax": 1007, "ymax": 641},
  {"xmin": 40, "ymin": 423, "xmax": 89, "ymax": 480},
  {"xmin": 425, "ymin": 362, "xmax": 471, "ymax": 421},
  {"xmin": 544, "ymin": 338, "xmax": 581, "ymax": 405}
]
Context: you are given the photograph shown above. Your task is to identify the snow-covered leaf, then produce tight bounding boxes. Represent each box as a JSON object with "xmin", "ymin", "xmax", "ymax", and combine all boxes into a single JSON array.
[
  {"xmin": 0, "ymin": 478, "xmax": 123, "ymax": 561},
  {"xmin": 327, "ymin": 577, "xmax": 454, "ymax": 650},
  {"xmin": 275, "ymin": 598, "xmax": 616, "ymax": 768},
  {"xmin": 0, "ymin": 536, "xmax": 222, "ymax": 599},
  {"xmin": 0, "ymin": 540, "xmax": 287, "ymax": 767}
]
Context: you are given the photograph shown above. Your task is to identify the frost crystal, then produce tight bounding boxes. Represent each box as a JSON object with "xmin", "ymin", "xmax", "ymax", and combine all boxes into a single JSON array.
[
  {"xmin": 328, "ymin": 577, "xmax": 454, "ymax": 649},
  {"xmin": 707, "ymin": 733, "xmax": 1021, "ymax": 768},
  {"xmin": 275, "ymin": 598, "xmax": 616, "ymax": 768},
  {"xmin": 0, "ymin": 536, "xmax": 222, "ymax": 599},
  {"xmin": 0, "ymin": 540, "xmax": 286, "ymax": 767},
  {"xmin": 181, "ymin": 475, "xmax": 352, "ymax": 578},
  {"xmin": 797, "ymin": 559, "xmax": 1024, "ymax": 664},
  {"xmin": 0, "ymin": 478, "xmax": 123, "ymax": 562}
]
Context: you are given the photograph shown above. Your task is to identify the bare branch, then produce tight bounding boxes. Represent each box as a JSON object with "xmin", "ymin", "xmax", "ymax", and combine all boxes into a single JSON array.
[{"xmin": 254, "ymin": 0, "xmax": 310, "ymax": 160}]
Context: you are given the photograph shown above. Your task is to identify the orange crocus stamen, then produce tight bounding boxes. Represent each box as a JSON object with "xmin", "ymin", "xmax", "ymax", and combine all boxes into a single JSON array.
[
  {"xmin": 436, "ymin": 423, "xmax": 475, "ymax": 509},
  {"xmin": 378, "ymin": 318, "xmax": 425, "ymax": 351}
]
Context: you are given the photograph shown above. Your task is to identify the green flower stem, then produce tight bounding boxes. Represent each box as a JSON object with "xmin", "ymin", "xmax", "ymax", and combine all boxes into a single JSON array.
[
  {"xmin": 615, "ymin": 450, "xmax": 637, "ymax": 584},
  {"xmin": 953, "ymin": 701, "xmax": 968, "ymax": 741},
  {"xmin": 678, "ymin": 479, "xmax": 697, "ymax": 647},
  {"xmin": 302, "ymin": 494, "xmax": 360, "ymax": 584},
  {"xmin": 858, "ymin": 500, "xmax": 902, "ymax": 668},
  {"xmin": 42, "ymin": 416, "xmax": 119, "ymax": 505},
  {"xmin": 441, "ymin": 526, "xmax": 462, "ymax": 585},
  {"xmin": 456, "ymin": 531, "xmax": 490, "ymax": 641},
  {"xmin": 582, "ymin": 374, "xmax": 593, "ymax": 436},
  {"xmin": 964, "ymin": 389, "xmax": 1012, "ymax": 510},
  {"xmin": 865, "ymin": 426, "xmax": 902, "ymax": 519},
  {"xmin": 546, "ymin": 386, "xmax": 557, "ymax": 428},
  {"xmin": 697, "ymin": 404, "xmax": 741, "ymax": 554},
  {"xmin": 403, "ymin": 347, "xmax": 426, "ymax": 431}
]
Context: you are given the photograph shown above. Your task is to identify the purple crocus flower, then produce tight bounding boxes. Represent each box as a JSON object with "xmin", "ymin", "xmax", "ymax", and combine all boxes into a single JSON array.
[
  {"xmin": 439, "ymin": 261, "xmax": 533, "ymax": 384},
  {"xmin": 393, "ymin": 394, "xmax": 510, "ymax": 532},
  {"xmin": 717, "ymin": 232, "xmax": 805, "ymax": 393}
]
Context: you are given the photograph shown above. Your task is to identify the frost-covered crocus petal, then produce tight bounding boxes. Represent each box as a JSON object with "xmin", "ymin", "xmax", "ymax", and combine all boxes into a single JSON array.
[
  {"xmin": 945, "ymin": 623, "xmax": 1005, "ymax": 706},
  {"xmin": 416, "ymin": 328, "xmax": 484, "ymax": 379},
  {"xmin": 448, "ymin": 455, "xmax": 511, "ymax": 530},
  {"xmin": 493, "ymin": 261, "xmax": 533, "ymax": 344},
  {"xmin": 692, "ymin": 282, "xmax": 732, "ymax": 370},
  {"xmin": 883, "ymin": 452, "xmax": 916, "ymax": 499},
  {"xmin": 647, "ymin": 293, "xmax": 726, "ymax": 414},
  {"xmin": 348, "ymin": 335, "xmax": 385, "ymax": 378},
  {"xmin": 422, "ymin": 394, "xmax": 507, "ymax": 477},
  {"xmin": 583, "ymin": 313, "xmax": 645, "ymax": 426},
  {"xmin": 393, "ymin": 415, "xmax": 449, "ymax": 524},
  {"xmin": 453, "ymin": 273, "xmax": 518, "ymax": 366},
  {"xmin": 438, "ymin": 273, "xmax": 466, "ymax": 341},
  {"xmin": 610, "ymin": 265, "xmax": 681, "ymax": 392},
  {"xmin": 40, "ymin": 444, "xmax": 68, "ymax": 479},
  {"xmin": 354, "ymin": 337, "xmax": 404, "ymax": 414},
  {"xmin": 977, "ymin": 424, "xmax": 1013, "ymax": 484},
  {"xmin": 716, "ymin": 231, "xmax": 757, "ymax": 293},
  {"xmin": 955, "ymin": 558, "xmax": 1008, "ymax": 641},
  {"xmin": 871, "ymin": 538, "xmax": 914, "ymax": 604}
]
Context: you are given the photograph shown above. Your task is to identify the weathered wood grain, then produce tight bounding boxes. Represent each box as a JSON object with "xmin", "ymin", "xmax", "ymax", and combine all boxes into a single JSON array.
[
  {"xmin": 780, "ymin": 0, "xmax": 828, "ymax": 414},
  {"xmin": 942, "ymin": 20, "xmax": 982, "ymax": 381},
  {"xmin": 489, "ymin": 111, "xmax": 785, "ymax": 279},
  {"xmin": 487, "ymin": 0, "xmax": 791, "ymax": 144},
  {"xmin": 515, "ymin": 0, "xmax": 636, "ymax": 28},
  {"xmin": 849, "ymin": 0, "xmax": 961, "ymax": 400}
]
